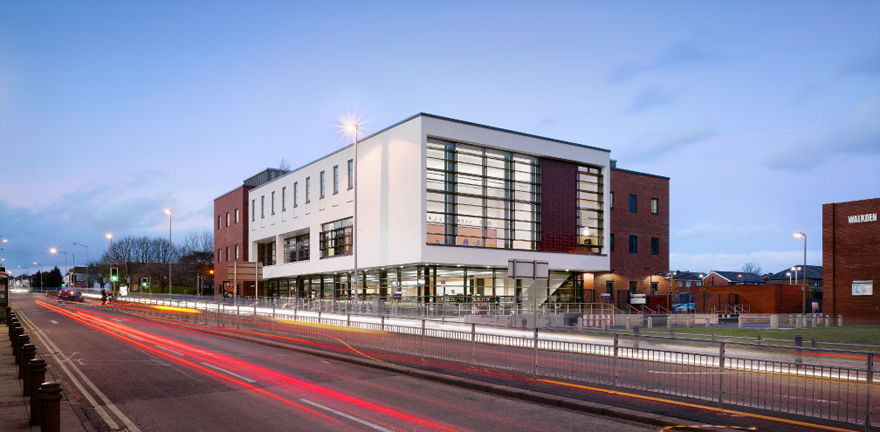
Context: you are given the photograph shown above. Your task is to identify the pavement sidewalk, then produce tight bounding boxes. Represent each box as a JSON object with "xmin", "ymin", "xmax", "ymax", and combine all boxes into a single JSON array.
[{"xmin": 1, "ymin": 322, "xmax": 91, "ymax": 432}]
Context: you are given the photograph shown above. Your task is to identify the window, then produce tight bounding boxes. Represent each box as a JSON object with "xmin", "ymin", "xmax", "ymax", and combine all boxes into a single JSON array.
[
  {"xmin": 651, "ymin": 237, "xmax": 659, "ymax": 255},
  {"xmin": 651, "ymin": 197, "xmax": 659, "ymax": 215},
  {"xmin": 577, "ymin": 165, "xmax": 604, "ymax": 254},
  {"xmin": 426, "ymin": 138, "xmax": 542, "ymax": 250},
  {"xmin": 235, "ymin": 208, "xmax": 239, "ymax": 224},
  {"xmin": 252, "ymin": 199, "xmax": 255, "ymax": 221},
  {"xmin": 259, "ymin": 242, "xmax": 276, "ymax": 266},
  {"xmin": 284, "ymin": 233, "xmax": 310, "ymax": 263},
  {"xmin": 235, "ymin": 244, "xmax": 239, "ymax": 260},
  {"xmin": 319, "ymin": 217, "xmax": 353, "ymax": 258},
  {"xmin": 605, "ymin": 280, "xmax": 613, "ymax": 294},
  {"xmin": 629, "ymin": 281, "xmax": 637, "ymax": 292},
  {"xmin": 320, "ymin": 171, "xmax": 325, "ymax": 198},
  {"xmin": 217, "ymin": 215, "xmax": 221, "ymax": 231},
  {"xmin": 217, "ymin": 249, "xmax": 222, "ymax": 263},
  {"xmin": 610, "ymin": 191, "xmax": 614, "ymax": 209},
  {"xmin": 294, "ymin": 182, "xmax": 298, "ymax": 207},
  {"xmin": 306, "ymin": 177, "xmax": 311, "ymax": 203},
  {"xmin": 271, "ymin": 191, "xmax": 276, "ymax": 215},
  {"xmin": 348, "ymin": 159, "xmax": 354, "ymax": 189},
  {"xmin": 225, "ymin": 212, "xmax": 230, "ymax": 227},
  {"xmin": 261, "ymin": 195, "xmax": 265, "ymax": 219},
  {"xmin": 629, "ymin": 235, "xmax": 638, "ymax": 253},
  {"xmin": 651, "ymin": 282, "xmax": 658, "ymax": 295},
  {"xmin": 629, "ymin": 195, "xmax": 637, "ymax": 212},
  {"xmin": 610, "ymin": 233, "xmax": 615, "ymax": 252},
  {"xmin": 333, "ymin": 165, "xmax": 339, "ymax": 195},
  {"xmin": 225, "ymin": 247, "xmax": 229, "ymax": 262},
  {"xmin": 282, "ymin": 187, "xmax": 287, "ymax": 211}
]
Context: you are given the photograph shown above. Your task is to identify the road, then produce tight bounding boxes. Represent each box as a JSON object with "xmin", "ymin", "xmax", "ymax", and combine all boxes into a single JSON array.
[{"xmin": 12, "ymin": 292, "xmax": 654, "ymax": 432}]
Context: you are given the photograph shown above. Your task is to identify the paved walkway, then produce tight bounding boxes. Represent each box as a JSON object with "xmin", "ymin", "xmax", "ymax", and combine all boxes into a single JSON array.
[{"xmin": 1, "ymin": 322, "xmax": 91, "ymax": 432}]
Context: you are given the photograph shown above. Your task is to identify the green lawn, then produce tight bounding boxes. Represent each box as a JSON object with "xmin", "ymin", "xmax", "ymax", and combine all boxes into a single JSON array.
[
  {"xmin": 657, "ymin": 325, "xmax": 880, "ymax": 347},
  {"xmin": 130, "ymin": 286, "xmax": 195, "ymax": 295}
]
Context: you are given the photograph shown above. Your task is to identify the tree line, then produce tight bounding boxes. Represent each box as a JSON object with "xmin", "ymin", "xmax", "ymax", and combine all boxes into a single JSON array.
[{"xmin": 28, "ymin": 231, "xmax": 213, "ymax": 291}]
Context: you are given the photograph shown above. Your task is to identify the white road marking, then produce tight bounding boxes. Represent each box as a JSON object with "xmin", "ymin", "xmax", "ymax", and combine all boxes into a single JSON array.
[
  {"xmin": 50, "ymin": 320, "xmax": 59, "ymax": 324},
  {"xmin": 299, "ymin": 398, "xmax": 395, "ymax": 432},
  {"xmin": 199, "ymin": 362, "xmax": 257, "ymax": 383},
  {"xmin": 154, "ymin": 345, "xmax": 185, "ymax": 356},
  {"xmin": 16, "ymin": 307, "xmax": 143, "ymax": 432}
]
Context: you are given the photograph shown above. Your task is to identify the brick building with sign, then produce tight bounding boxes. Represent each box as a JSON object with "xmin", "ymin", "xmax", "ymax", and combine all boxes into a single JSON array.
[{"xmin": 822, "ymin": 197, "xmax": 880, "ymax": 322}]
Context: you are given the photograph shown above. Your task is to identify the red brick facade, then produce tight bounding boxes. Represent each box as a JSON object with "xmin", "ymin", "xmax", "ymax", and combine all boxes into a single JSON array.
[
  {"xmin": 594, "ymin": 167, "xmax": 669, "ymax": 308},
  {"xmin": 823, "ymin": 197, "xmax": 880, "ymax": 322},
  {"xmin": 694, "ymin": 284, "xmax": 803, "ymax": 314},
  {"xmin": 214, "ymin": 186, "xmax": 252, "ymax": 294},
  {"xmin": 538, "ymin": 158, "xmax": 579, "ymax": 254}
]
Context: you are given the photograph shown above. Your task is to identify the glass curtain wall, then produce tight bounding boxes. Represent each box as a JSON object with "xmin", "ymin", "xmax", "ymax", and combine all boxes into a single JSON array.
[
  {"xmin": 427, "ymin": 139, "xmax": 541, "ymax": 250},
  {"xmin": 577, "ymin": 166, "xmax": 604, "ymax": 254}
]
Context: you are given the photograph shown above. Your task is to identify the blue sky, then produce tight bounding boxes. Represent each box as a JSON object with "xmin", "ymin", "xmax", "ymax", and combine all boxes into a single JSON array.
[{"xmin": 1, "ymin": 0, "xmax": 878, "ymax": 277}]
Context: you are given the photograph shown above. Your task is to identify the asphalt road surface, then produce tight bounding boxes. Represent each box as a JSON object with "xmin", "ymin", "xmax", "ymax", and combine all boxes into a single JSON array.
[{"xmin": 12, "ymin": 293, "xmax": 656, "ymax": 432}]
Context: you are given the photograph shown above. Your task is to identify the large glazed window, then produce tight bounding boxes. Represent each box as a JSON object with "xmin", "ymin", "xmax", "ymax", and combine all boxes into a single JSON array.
[
  {"xmin": 319, "ymin": 218, "xmax": 352, "ymax": 258},
  {"xmin": 577, "ymin": 165, "xmax": 604, "ymax": 254},
  {"xmin": 284, "ymin": 233, "xmax": 310, "ymax": 263},
  {"xmin": 426, "ymin": 138, "xmax": 541, "ymax": 250}
]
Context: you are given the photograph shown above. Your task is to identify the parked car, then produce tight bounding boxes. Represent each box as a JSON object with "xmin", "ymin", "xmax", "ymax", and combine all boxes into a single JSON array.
[
  {"xmin": 674, "ymin": 302, "xmax": 695, "ymax": 313},
  {"xmin": 58, "ymin": 289, "xmax": 84, "ymax": 302}
]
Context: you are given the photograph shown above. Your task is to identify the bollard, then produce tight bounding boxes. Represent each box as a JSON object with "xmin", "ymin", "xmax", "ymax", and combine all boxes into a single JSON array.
[
  {"xmin": 9, "ymin": 321, "xmax": 21, "ymax": 341},
  {"xmin": 625, "ymin": 316, "xmax": 631, "ymax": 330},
  {"xmin": 704, "ymin": 315, "xmax": 710, "ymax": 328},
  {"xmin": 20, "ymin": 344, "xmax": 36, "ymax": 382},
  {"xmin": 647, "ymin": 317, "xmax": 652, "ymax": 329},
  {"xmin": 838, "ymin": 315, "xmax": 843, "ymax": 327},
  {"xmin": 811, "ymin": 336, "xmax": 817, "ymax": 348},
  {"xmin": 667, "ymin": 315, "xmax": 672, "ymax": 329},
  {"xmin": 796, "ymin": 315, "xmax": 803, "ymax": 329},
  {"xmin": 812, "ymin": 315, "xmax": 817, "ymax": 328},
  {"xmin": 789, "ymin": 315, "xmax": 794, "ymax": 326},
  {"xmin": 738, "ymin": 315, "xmax": 743, "ymax": 329},
  {"xmin": 15, "ymin": 333, "xmax": 29, "ymax": 366},
  {"xmin": 794, "ymin": 334, "xmax": 803, "ymax": 364},
  {"xmin": 633, "ymin": 325, "xmax": 641, "ymax": 349},
  {"xmin": 825, "ymin": 315, "xmax": 830, "ymax": 327},
  {"xmin": 686, "ymin": 315, "xmax": 691, "ymax": 328},
  {"xmin": 38, "ymin": 382, "xmax": 63, "ymax": 432},
  {"xmin": 28, "ymin": 360, "xmax": 47, "ymax": 425},
  {"xmin": 770, "ymin": 315, "xmax": 779, "ymax": 330},
  {"xmin": 712, "ymin": 330, "xmax": 716, "ymax": 342}
]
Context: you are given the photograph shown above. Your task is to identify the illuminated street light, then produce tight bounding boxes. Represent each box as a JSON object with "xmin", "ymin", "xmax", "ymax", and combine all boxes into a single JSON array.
[
  {"xmin": 50, "ymin": 248, "xmax": 68, "ymax": 285},
  {"xmin": 786, "ymin": 271, "xmax": 792, "ymax": 285},
  {"xmin": 794, "ymin": 232, "xmax": 807, "ymax": 314},
  {"xmin": 343, "ymin": 122, "xmax": 360, "ymax": 306},
  {"xmin": 165, "ymin": 209, "xmax": 172, "ymax": 294}
]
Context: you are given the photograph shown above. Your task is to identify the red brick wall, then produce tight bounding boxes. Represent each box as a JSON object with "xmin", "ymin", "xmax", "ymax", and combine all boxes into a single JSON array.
[
  {"xmin": 214, "ymin": 186, "xmax": 252, "ymax": 291},
  {"xmin": 823, "ymin": 198, "xmax": 880, "ymax": 321},
  {"xmin": 538, "ymin": 158, "xmax": 578, "ymax": 253},
  {"xmin": 595, "ymin": 168, "xmax": 670, "ymax": 302},
  {"xmin": 694, "ymin": 285, "xmax": 803, "ymax": 314},
  {"xmin": 704, "ymin": 273, "xmax": 734, "ymax": 286}
]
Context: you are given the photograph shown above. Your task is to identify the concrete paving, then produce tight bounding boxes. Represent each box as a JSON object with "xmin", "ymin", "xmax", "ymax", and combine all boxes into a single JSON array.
[{"xmin": 1, "ymin": 323, "xmax": 91, "ymax": 432}]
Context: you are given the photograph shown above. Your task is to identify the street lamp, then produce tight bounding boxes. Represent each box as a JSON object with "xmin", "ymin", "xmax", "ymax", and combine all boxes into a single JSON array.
[
  {"xmin": 33, "ymin": 262, "xmax": 43, "ymax": 291},
  {"xmin": 345, "ymin": 122, "xmax": 360, "ymax": 307},
  {"xmin": 786, "ymin": 271, "xmax": 792, "ymax": 285},
  {"xmin": 18, "ymin": 266, "xmax": 28, "ymax": 289},
  {"xmin": 794, "ymin": 232, "xmax": 807, "ymax": 314},
  {"xmin": 165, "ymin": 209, "xmax": 172, "ymax": 294},
  {"xmin": 50, "ymin": 248, "xmax": 67, "ymax": 286},
  {"xmin": 791, "ymin": 266, "xmax": 798, "ymax": 286},
  {"xmin": 738, "ymin": 274, "xmax": 743, "ymax": 285},
  {"xmin": 74, "ymin": 243, "xmax": 89, "ymax": 290}
]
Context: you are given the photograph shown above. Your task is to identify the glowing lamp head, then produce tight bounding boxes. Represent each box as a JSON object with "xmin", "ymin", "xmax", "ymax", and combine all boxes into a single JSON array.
[
  {"xmin": 165, "ymin": 209, "xmax": 172, "ymax": 215},
  {"xmin": 106, "ymin": 233, "xmax": 113, "ymax": 240},
  {"xmin": 50, "ymin": 248, "xmax": 57, "ymax": 254},
  {"xmin": 794, "ymin": 232, "xmax": 804, "ymax": 238}
]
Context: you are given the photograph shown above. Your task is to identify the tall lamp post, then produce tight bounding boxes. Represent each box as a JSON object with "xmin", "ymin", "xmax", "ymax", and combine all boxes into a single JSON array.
[
  {"xmin": 50, "ymin": 248, "xmax": 67, "ymax": 287},
  {"xmin": 106, "ymin": 233, "xmax": 114, "ymax": 298},
  {"xmin": 18, "ymin": 266, "xmax": 29, "ymax": 289},
  {"xmin": 794, "ymin": 232, "xmax": 807, "ymax": 314},
  {"xmin": 165, "ymin": 209, "xmax": 172, "ymax": 295},
  {"xmin": 74, "ymin": 243, "xmax": 89, "ymax": 290},
  {"xmin": 787, "ymin": 271, "xmax": 792, "ymax": 285},
  {"xmin": 33, "ymin": 262, "xmax": 43, "ymax": 291},
  {"xmin": 346, "ymin": 123, "xmax": 360, "ymax": 307}
]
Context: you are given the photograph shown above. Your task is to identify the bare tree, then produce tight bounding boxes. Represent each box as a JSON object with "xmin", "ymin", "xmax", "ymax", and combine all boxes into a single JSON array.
[
  {"xmin": 279, "ymin": 158, "xmax": 291, "ymax": 171},
  {"xmin": 741, "ymin": 262, "xmax": 763, "ymax": 275}
]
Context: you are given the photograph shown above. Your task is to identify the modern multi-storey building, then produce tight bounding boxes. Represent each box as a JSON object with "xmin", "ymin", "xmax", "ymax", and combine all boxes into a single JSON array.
[
  {"xmin": 233, "ymin": 113, "xmax": 611, "ymax": 304},
  {"xmin": 214, "ymin": 113, "xmax": 671, "ymax": 308}
]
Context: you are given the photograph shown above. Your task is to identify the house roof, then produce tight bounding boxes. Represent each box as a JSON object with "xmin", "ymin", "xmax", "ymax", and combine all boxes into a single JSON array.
[
  {"xmin": 671, "ymin": 271, "xmax": 707, "ymax": 281},
  {"xmin": 709, "ymin": 271, "xmax": 765, "ymax": 283},
  {"xmin": 768, "ymin": 265, "xmax": 823, "ymax": 281}
]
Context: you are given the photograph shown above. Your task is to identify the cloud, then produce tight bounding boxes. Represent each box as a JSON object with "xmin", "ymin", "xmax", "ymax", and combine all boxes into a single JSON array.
[
  {"xmin": 794, "ymin": 46, "xmax": 880, "ymax": 103},
  {"xmin": 675, "ymin": 222, "xmax": 776, "ymax": 240},
  {"xmin": 620, "ymin": 123, "xmax": 715, "ymax": 162},
  {"xmin": 609, "ymin": 40, "xmax": 722, "ymax": 82},
  {"xmin": 765, "ymin": 98, "xmax": 880, "ymax": 171},
  {"xmin": 625, "ymin": 86, "xmax": 676, "ymax": 113},
  {"xmin": 671, "ymin": 250, "xmax": 821, "ymax": 275}
]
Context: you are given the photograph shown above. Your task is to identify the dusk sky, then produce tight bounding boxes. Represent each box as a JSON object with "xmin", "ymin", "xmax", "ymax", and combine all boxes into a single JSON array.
[{"xmin": 1, "ymin": 0, "xmax": 878, "ymax": 277}]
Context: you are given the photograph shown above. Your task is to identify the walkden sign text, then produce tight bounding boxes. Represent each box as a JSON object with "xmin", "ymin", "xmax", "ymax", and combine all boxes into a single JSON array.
[{"xmin": 848, "ymin": 213, "xmax": 878, "ymax": 224}]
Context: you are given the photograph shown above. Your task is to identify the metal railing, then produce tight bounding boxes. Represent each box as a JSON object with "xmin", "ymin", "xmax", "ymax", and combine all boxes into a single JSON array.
[{"xmin": 74, "ymin": 297, "xmax": 880, "ymax": 430}]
